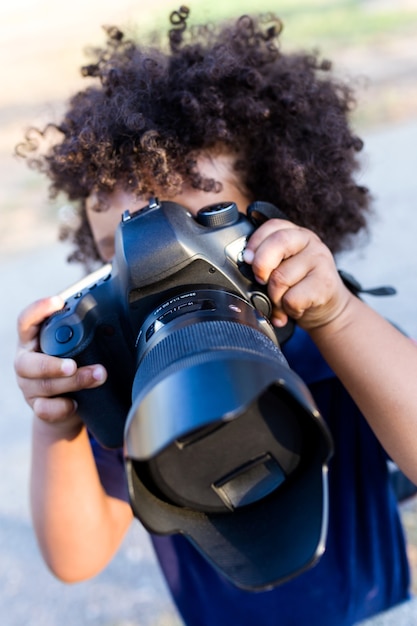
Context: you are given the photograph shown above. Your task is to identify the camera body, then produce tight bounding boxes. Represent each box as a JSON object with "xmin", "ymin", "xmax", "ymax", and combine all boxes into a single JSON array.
[
  {"xmin": 40, "ymin": 199, "xmax": 285, "ymax": 448},
  {"xmin": 40, "ymin": 198, "xmax": 334, "ymax": 589}
]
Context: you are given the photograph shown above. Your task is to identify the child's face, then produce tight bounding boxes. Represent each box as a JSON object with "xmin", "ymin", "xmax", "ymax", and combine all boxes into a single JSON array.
[{"xmin": 85, "ymin": 153, "xmax": 252, "ymax": 262}]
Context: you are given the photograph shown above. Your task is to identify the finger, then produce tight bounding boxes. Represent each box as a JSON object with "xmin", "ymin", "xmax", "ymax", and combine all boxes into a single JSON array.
[
  {"xmin": 15, "ymin": 350, "xmax": 77, "ymax": 380},
  {"xmin": 17, "ymin": 296, "xmax": 65, "ymax": 347},
  {"xmin": 273, "ymin": 271, "xmax": 345, "ymax": 330},
  {"xmin": 270, "ymin": 310, "xmax": 289, "ymax": 328},
  {"xmin": 266, "ymin": 254, "xmax": 317, "ymax": 328},
  {"xmin": 267, "ymin": 242, "xmax": 334, "ymax": 307},
  {"xmin": 17, "ymin": 364, "xmax": 107, "ymax": 401},
  {"xmin": 244, "ymin": 218, "xmax": 297, "ymax": 254},
  {"xmin": 278, "ymin": 273, "xmax": 319, "ymax": 320},
  {"xmin": 33, "ymin": 396, "xmax": 79, "ymax": 422},
  {"xmin": 249, "ymin": 227, "xmax": 312, "ymax": 285},
  {"xmin": 265, "ymin": 250, "xmax": 316, "ymax": 309}
]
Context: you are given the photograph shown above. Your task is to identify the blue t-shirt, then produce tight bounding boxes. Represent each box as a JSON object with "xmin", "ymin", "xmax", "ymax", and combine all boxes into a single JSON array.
[{"xmin": 91, "ymin": 326, "xmax": 410, "ymax": 626}]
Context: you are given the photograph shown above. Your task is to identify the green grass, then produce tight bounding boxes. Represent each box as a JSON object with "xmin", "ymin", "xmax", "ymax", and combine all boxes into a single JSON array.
[
  {"xmin": 278, "ymin": 3, "xmax": 417, "ymax": 50},
  {"xmin": 136, "ymin": 0, "xmax": 417, "ymax": 52}
]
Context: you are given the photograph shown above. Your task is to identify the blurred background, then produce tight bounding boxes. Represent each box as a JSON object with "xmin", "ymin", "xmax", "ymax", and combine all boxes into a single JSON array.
[{"xmin": 1, "ymin": 1, "xmax": 417, "ymax": 624}]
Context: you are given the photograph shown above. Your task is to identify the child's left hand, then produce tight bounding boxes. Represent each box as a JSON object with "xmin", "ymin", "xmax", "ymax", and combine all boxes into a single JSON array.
[{"xmin": 244, "ymin": 218, "xmax": 352, "ymax": 331}]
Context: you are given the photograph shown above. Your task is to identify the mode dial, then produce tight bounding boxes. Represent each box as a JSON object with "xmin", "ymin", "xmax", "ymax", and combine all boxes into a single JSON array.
[{"xmin": 197, "ymin": 202, "xmax": 239, "ymax": 228}]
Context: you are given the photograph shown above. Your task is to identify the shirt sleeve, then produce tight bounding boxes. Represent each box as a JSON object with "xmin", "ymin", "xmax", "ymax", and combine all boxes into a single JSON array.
[{"xmin": 89, "ymin": 433, "xmax": 130, "ymax": 502}]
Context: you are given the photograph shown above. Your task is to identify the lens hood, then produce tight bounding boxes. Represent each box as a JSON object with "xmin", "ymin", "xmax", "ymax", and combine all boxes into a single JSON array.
[{"xmin": 124, "ymin": 312, "xmax": 333, "ymax": 590}]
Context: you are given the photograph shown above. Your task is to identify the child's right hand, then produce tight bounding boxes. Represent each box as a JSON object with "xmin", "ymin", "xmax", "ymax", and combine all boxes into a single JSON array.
[{"xmin": 15, "ymin": 296, "xmax": 107, "ymax": 428}]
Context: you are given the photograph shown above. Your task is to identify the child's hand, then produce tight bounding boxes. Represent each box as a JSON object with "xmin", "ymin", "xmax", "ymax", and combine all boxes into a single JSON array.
[
  {"xmin": 15, "ymin": 297, "xmax": 107, "ymax": 430},
  {"xmin": 244, "ymin": 219, "xmax": 352, "ymax": 331}
]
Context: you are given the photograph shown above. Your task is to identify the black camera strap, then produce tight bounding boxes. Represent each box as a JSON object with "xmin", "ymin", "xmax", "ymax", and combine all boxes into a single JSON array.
[
  {"xmin": 246, "ymin": 200, "xmax": 289, "ymax": 225},
  {"xmin": 337, "ymin": 269, "xmax": 396, "ymax": 298}
]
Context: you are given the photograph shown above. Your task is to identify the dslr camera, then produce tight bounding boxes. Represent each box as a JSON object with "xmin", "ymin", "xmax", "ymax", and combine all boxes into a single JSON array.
[{"xmin": 40, "ymin": 198, "xmax": 333, "ymax": 590}]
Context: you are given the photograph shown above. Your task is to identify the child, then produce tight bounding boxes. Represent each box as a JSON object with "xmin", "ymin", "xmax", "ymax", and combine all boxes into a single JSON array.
[{"xmin": 14, "ymin": 7, "xmax": 417, "ymax": 625}]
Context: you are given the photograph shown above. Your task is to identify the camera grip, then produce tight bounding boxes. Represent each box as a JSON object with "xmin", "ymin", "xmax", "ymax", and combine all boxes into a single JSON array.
[
  {"xmin": 40, "ymin": 306, "xmax": 134, "ymax": 448},
  {"xmin": 71, "ymin": 337, "xmax": 134, "ymax": 448}
]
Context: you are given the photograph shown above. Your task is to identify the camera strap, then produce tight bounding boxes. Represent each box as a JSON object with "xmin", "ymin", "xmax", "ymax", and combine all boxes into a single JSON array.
[
  {"xmin": 337, "ymin": 269, "xmax": 396, "ymax": 298},
  {"xmin": 246, "ymin": 200, "xmax": 289, "ymax": 225}
]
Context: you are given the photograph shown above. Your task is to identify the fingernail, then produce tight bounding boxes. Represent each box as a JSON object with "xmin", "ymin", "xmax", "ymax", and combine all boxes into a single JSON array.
[
  {"xmin": 50, "ymin": 296, "xmax": 64, "ymax": 308},
  {"xmin": 243, "ymin": 248, "xmax": 254, "ymax": 264},
  {"xmin": 92, "ymin": 365, "xmax": 106, "ymax": 382},
  {"xmin": 61, "ymin": 359, "xmax": 76, "ymax": 375},
  {"xmin": 272, "ymin": 317, "xmax": 286, "ymax": 327}
]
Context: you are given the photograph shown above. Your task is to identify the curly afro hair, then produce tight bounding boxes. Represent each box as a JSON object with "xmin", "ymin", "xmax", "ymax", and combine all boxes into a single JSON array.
[{"xmin": 18, "ymin": 6, "xmax": 371, "ymax": 268}]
